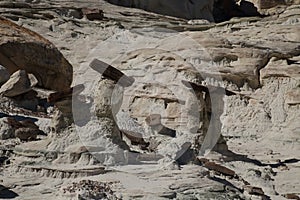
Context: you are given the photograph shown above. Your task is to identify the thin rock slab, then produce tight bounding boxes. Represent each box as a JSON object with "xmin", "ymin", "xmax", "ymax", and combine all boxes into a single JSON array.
[{"xmin": 0, "ymin": 70, "xmax": 38, "ymax": 97}]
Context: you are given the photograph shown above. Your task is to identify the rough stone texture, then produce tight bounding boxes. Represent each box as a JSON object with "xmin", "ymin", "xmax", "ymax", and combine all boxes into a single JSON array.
[
  {"xmin": 0, "ymin": 65, "xmax": 9, "ymax": 86},
  {"xmin": 245, "ymin": 0, "xmax": 300, "ymax": 10},
  {"xmin": 0, "ymin": 1, "xmax": 299, "ymax": 200},
  {"xmin": 50, "ymin": 99, "xmax": 74, "ymax": 133},
  {"xmin": 0, "ymin": 70, "xmax": 32, "ymax": 97},
  {"xmin": 106, "ymin": 0, "xmax": 215, "ymax": 21},
  {"xmin": 0, "ymin": 16, "xmax": 72, "ymax": 91},
  {"xmin": 15, "ymin": 127, "xmax": 38, "ymax": 141}
]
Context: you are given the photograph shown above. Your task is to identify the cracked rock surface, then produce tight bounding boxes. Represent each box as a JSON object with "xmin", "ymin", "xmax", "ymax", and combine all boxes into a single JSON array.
[{"xmin": 0, "ymin": 0, "xmax": 299, "ymax": 200}]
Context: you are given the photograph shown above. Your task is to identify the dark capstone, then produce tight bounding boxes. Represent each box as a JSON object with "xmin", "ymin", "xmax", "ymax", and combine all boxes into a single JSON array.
[
  {"xmin": 175, "ymin": 142, "xmax": 194, "ymax": 165},
  {"xmin": 158, "ymin": 126, "xmax": 176, "ymax": 138}
]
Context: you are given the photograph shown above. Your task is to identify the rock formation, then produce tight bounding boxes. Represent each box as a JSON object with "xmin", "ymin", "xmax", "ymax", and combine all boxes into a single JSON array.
[
  {"xmin": 0, "ymin": 16, "xmax": 72, "ymax": 91},
  {"xmin": 106, "ymin": 0, "xmax": 215, "ymax": 21},
  {"xmin": 0, "ymin": 70, "xmax": 35, "ymax": 97},
  {"xmin": 0, "ymin": 0, "xmax": 299, "ymax": 199}
]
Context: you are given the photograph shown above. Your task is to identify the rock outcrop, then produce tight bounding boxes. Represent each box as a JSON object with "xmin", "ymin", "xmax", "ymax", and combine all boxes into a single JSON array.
[
  {"xmin": 106, "ymin": 0, "xmax": 215, "ymax": 21},
  {"xmin": 0, "ymin": 0, "xmax": 299, "ymax": 199},
  {"xmin": 0, "ymin": 16, "xmax": 72, "ymax": 91}
]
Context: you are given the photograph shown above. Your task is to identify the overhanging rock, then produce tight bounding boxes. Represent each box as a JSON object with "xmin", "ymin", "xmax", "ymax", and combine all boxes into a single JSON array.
[{"xmin": 0, "ymin": 16, "xmax": 73, "ymax": 91}]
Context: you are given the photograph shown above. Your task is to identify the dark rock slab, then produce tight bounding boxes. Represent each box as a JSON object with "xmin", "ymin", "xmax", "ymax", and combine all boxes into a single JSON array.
[
  {"xmin": 174, "ymin": 142, "xmax": 194, "ymax": 165},
  {"xmin": 47, "ymin": 84, "xmax": 84, "ymax": 103},
  {"xmin": 90, "ymin": 59, "xmax": 134, "ymax": 87}
]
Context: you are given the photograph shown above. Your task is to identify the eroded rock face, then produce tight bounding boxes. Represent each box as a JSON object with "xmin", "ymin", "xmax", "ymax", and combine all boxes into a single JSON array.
[
  {"xmin": 106, "ymin": 0, "xmax": 215, "ymax": 21},
  {"xmin": 245, "ymin": 0, "xmax": 300, "ymax": 10},
  {"xmin": 15, "ymin": 127, "xmax": 38, "ymax": 141},
  {"xmin": 0, "ymin": 1, "xmax": 299, "ymax": 199},
  {"xmin": 0, "ymin": 16, "xmax": 72, "ymax": 91}
]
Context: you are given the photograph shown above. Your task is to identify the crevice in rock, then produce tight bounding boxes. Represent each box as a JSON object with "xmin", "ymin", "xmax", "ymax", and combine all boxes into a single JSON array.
[{"xmin": 213, "ymin": 0, "xmax": 263, "ymax": 23}]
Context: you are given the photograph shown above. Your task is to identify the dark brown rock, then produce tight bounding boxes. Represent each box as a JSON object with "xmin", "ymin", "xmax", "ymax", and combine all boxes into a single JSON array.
[
  {"xmin": 89, "ymin": 59, "xmax": 134, "ymax": 87},
  {"xmin": 283, "ymin": 193, "xmax": 300, "ymax": 200},
  {"xmin": 82, "ymin": 8, "xmax": 104, "ymax": 20},
  {"xmin": 19, "ymin": 119, "xmax": 39, "ymax": 130},
  {"xmin": 15, "ymin": 127, "xmax": 38, "ymax": 141},
  {"xmin": 47, "ymin": 84, "xmax": 85, "ymax": 103},
  {"xmin": 203, "ymin": 161, "xmax": 236, "ymax": 177},
  {"xmin": 0, "ymin": 16, "xmax": 72, "ymax": 91},
  {"xmin": 4, "ymin": 117, "xmax": 22, "ymax": 129},
  {"xmin": 0, "ymin": 117, "xmax": 16, "ymax": 140},
  {"xmin": 0, "ymin": 70, "xmax": 32, "ymax": 97},
  {"xmin": 244, "ymin": 185, "xmax": 265, "ymax": 196}
]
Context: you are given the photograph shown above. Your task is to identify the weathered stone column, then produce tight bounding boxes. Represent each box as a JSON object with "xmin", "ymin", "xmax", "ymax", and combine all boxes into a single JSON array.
[
  {"xmin": 90, "ymin": 59, "xmax": 134, "ymax": 149},
  {"xmin": 182, "ymin": 80, "xmax": 230, "ymax": 155}
]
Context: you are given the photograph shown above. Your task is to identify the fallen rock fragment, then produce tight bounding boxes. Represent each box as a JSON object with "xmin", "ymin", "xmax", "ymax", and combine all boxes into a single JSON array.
[
  {"xmin": 0, "ymin": 70, "xmax": 33, "ymax": 97},
  {"xmin": 198, "ymin": 158, "xmax": 236, "ymax": 177},
  {"xmin": 283, "ymin": 193, "xmax": 300, "ymax": 199},
  {"xmin": 244, "ymin": 185, "xmax": 265, "ymax": 195},
  {"xmin": 106, "ymin": 0, "xmax": 215, "ymax": 21}
]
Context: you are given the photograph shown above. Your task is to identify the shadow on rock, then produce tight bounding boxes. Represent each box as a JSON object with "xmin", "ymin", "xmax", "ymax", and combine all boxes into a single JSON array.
[
  {"xmin": 216, "ymin": 148, "xmax": 300, "ymax": 169},
  {"xmin": 0, "ymin": 187, "xmax": 19, "ymax": 199}
]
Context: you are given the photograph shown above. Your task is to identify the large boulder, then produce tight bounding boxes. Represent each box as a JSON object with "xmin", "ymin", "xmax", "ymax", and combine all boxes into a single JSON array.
[
  {"xmin": 0, "ymin": 16, "xmax": 72, "ymax": 91},
  {"xmin": 106, "ymin": 0, "xmax": 215, "ymax": 21}
]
